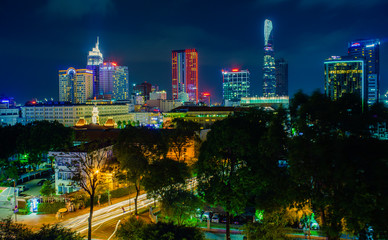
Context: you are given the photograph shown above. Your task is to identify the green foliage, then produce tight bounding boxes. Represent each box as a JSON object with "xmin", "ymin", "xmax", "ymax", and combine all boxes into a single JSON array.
[
  {"xmin": 165, "ymin": 119, "xmax": 201, "ymax": 162},
  {"xmin": 110, "ymin": 186, "xmax": 134, "ymax": 198},
  {"xmin": 143, "ymin": 158, "xmax": 190, "ymax": 200},
  {"xmin": 0, "ymin": 218, "xmax": 83, "ymax": 240},
  {"xmin": 116, "ymin": 216, "xmax": 205, "ymax": 240},
  {"xmin": 288, "ymin": 91, "xmax": 388, "ymax": 239},
  {"xmin": 33, "ymin": 224, "xmax": 84, "ymax": 240},
  {"xmin": 242, "ymin": 210, "xmax": 291, "ymax": 240},
  {"xmin": 114, "ymin": 126, "xmax": 167, "ymax": 214},
  {"xmin": 0, "ymin": 218, "xmax": 32, "ymax": 240},
  {"xmin": 17, "ymin": 201, "xmax": 30, "ymax": 215},
  {"xmin": 160, "ymin": 188, "xmax": 202, "ymax": 226},
  {"xmin": 38, "ymin": 202, "xmax": 66, "ymax": 214},
  {"xmin": 40, "ymin": 180, "xmax": 55, "ymax": 196},
  {"xmin": 0, "ymin": 121, "xmax": 74, "ymax": 177},
  {"xmin": 196, "ymin": 109, "xmax": 292, "ymax": 240}
]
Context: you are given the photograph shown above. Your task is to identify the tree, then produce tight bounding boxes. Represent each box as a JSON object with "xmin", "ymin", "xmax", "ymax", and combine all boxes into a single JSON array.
[
  {"xmin": 33, "ymin": 224, "xmax": 83, "ymax": 240},
  {"xmin": 39, "ymin": 180, "xmax": 55, "ymax": 196},
  {"xmin": 143, "ymin": 158, "xmax": 190, "ymax": 200},
  {"xmin": 288, "ymin": 91, "xmax": 388, "ymax": 239},
  {"xmin": 0, "ymin": 218, "xmax": 32, "ymax": 240},
  {"xmin": 142, "ymin": 157, "xmax": 196, "ymax": 225},
  {"xmin": 0, "ymin": 218, "xmax": 83, "ymax": 240},
  {"xmin": 66, "ymin": 141, "xmax": 111, "ymax": 240},
  {"xmin": 197, "ymin": 108, "xmax": 293, "ymax": 240},
  {"xmin": 116, "ymin": 216, "xmax": 205, "ymax": 240},
  {"xmin": 159, "ymin": 188, "xmax": 201, "ymax": 225},
  {"xmin": 114, "ymin": 126, "xmax": 166, "ymax": 215},
  {"xmin": 117, "ymin": 120, "xmax": 123, "ymax": 129},
  {"xmin": 242, "ymin": 210, "xmax": 291, "ymax": 240},
  {"xmin": 22, "ymin": 121, "xmax": 74, "ymax": 169},
  {"xmin": 165, "ymin": 119, "xmax": 200, "ymax": 162},
  {"xmin": 197, "ymin": 111, "xmax": 263, "ymax": 240}
]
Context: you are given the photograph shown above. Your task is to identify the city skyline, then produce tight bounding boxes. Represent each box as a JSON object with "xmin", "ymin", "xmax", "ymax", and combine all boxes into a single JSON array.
[{"xmin": 1, "ymin": 0, "xmax": 388, "ymax": 104}]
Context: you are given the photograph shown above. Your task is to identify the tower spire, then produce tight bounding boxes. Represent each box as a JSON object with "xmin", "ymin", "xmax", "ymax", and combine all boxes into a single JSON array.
[{"xmin": 96, "ymin": 36, "xmax": 99, "ymax": 50}]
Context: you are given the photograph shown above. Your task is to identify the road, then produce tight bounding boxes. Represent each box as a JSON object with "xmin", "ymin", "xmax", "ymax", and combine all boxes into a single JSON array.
[
  {"xmin": 60, "ymin": 178, "xmax": 197, "ymax": 239},
  {"xmin": 60, "ymin": 192, "xmax": 155, "ymax": 238}
]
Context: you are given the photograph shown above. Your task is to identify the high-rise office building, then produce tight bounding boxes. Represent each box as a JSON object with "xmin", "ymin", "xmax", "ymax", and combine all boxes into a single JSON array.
[
  {"xmin": 172, "ymin": 49, "xmax": 198, "ymax": 103},
  {"xmin": 112, "ymin": 66, "xmax": 129, "ymax": 100},
  {"xmin": 59, "ymin": 68, "xmax": 93, "ymax": 104},
  {"xmin": 222, "ymin": 68, "xmax": 250, "ymax": 105},
  {"xmin": 348, "ymin": 39, "xmax": 380, "ymax": 106},
  {"xmin": 263, "ymin": 19, "xmax": 276, "ymax": 97},
  {"xmin": 99, "ymin": 62, "xmax": 129, "ymax": 100},
  {"xmin": 275, "ymin": 58, "xmax": 288, "ymax": 97},
  {"xmin": 87, "ymin": 37, "xmax": 104, "ymax": 98},
  {"xmin": 324, "ymin": 56, "xmax": 366, "ymax": 107}
]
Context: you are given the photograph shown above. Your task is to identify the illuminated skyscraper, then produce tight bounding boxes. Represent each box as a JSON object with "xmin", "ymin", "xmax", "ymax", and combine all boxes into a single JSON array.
[
  {"xmin": 87, "ymin": 37, "xmax": 104, "ymax": 97},
  {"xmin": 99, "ymin": 62, "xmax": 129, "ymax": 100},
  {"xmin": 324, "ymin": 56, "xmax": 366, "ymax": 107},
  {"xmin": 348, "ymin": 39, "xmax": 380, "ymax": 106},
  {"xmin": 263, "ymin": 19, "xmax": 276, "ymax": 97},
  {"xmin": 59, "ymin": 68, "xmax": 94, "ymax": 103},
  {"xmin": 222, "ymin": 68, "xmax": 250, "ymax": 105},
  {"xmin": 112, "ymin": 66, "xmax": 129, "ymax": 100},
  {"xmin": 172, "ymin": 49, "xmax": 198, "ymax": 103},
  {"xmin": 275, "ymin": 58, "xmax": 288, "ymax": 97}
]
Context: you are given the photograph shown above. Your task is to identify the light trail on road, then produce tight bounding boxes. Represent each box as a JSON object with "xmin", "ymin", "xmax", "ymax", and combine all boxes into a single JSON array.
[
  {"xmin": 61, "ymin": 177, "xmax": 197, "ymax": 234},
  {"xmin": 61, "ymin": 193, "xmax": 154, "ymax": 232}
]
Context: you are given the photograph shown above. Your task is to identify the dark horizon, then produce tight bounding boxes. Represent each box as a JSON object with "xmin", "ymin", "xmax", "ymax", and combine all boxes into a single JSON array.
[{"xmin": 1, "ymin": 0, "xmax": 387, "ymax": 104}]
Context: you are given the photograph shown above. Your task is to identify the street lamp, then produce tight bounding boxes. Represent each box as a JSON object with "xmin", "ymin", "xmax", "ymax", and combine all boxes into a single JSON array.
[{"xmin": 8, "ymin": 179, "xmax": 17, "ymax": 222}]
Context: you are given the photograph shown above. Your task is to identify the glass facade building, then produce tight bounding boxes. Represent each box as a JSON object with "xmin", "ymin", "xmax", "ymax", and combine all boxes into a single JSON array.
[
  {"xmin": 112, "ymin": 66, "xmax": 129, "ymax": 100},
  {"xmin": 172, "ymin": 49, "xmax": 198, "ymax": 103},
  {"xmin": 263, "ymin": 19, "xmax": 276, "ymax": 97},
  {"xmin": 275, "ymin": 58, "xmax": 288, "ymax": 97},
  {"xmin": 222, "ymin": 69, "xmax": 250, "ymax": 104},
  {"xmin": 348, "ymin": 39, "xmax": 380, "ymax": 106},
  {"xmin": 59, "ymin": 68, "xmax": 93, "ymax": 104},
  {"xmin": 87, "ymin": 37, "xmax": 104, "ymax": 98},
  {"xmin": 99, "ymin": 62, "xmax": 129, "ymax": 100},
  {"xmin": 324, "ymin": 56, "xmax": 366, "ymax": 107}
]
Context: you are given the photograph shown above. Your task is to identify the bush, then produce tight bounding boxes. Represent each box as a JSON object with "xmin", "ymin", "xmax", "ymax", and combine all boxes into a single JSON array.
[
  {"xmin": 17, "ymin": 201, "xmax": 30, "ymax": 215},
  {"xmin": 116, "ymin": 216, "xmax": 205, "ymax": 240},
  {"xmin": 0, "ymin": 218, "xmax": 83, "ymax": 240},
  {"xmin": 38, "ymin": 202, "xmax": 66, "ymax": 214},
  {"xmin": 111, "ymin": 186, "xmax": 134, "ymax": 198}
]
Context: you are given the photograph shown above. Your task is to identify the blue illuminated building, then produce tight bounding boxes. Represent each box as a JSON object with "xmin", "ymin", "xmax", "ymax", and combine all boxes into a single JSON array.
[{"xmin": 348, "ymin": 39, "xmax": 380, "ymax": 106}]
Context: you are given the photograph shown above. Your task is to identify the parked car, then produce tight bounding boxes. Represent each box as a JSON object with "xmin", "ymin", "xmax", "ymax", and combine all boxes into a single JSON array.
[
  {"xmin": 211, "ymin": 214, "xmax": 220, "ymax": 223},
  {"xmin": 16, "ymin": 185, "xmax": 28, "ymax": 192},
  {"xmin": 37, "ymin": 179, "xmax": 46, "ymax": 186}
]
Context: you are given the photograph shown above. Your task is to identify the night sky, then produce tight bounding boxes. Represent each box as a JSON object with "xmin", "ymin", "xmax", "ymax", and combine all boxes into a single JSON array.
[{"xmin": 1, "ymin": 0, "xmax": 388, "ymax": 104}]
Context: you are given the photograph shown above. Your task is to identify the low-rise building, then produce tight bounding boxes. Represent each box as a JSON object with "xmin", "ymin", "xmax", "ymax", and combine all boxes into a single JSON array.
[
  {"xmin": 21, "ymin": 102, "xmax": 132, "ymax": 127},
  {"xmin": 163, "ymin": 106, "xmax": 236, "ymax": 129},
  {"xmin": 240, "ymin": 96, "xmax": 289, "ymax": 109},
  {"xmin": 49, "ymin": 143, "xmax": 114, "ymax": 195}
]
